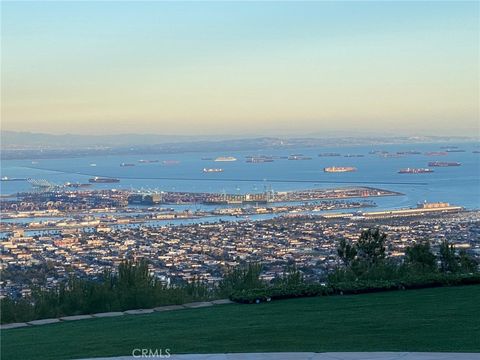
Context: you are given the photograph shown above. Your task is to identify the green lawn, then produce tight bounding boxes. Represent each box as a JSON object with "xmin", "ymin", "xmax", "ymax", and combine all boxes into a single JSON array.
[{"xmin": 2, "ymin": 285, "xmax": 480, "ymax": 360}]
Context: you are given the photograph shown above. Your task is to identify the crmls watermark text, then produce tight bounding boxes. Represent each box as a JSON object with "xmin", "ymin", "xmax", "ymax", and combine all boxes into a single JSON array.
[{"xmin": 132, "ymin": 348, "xmax": 171, "ymax": 358}]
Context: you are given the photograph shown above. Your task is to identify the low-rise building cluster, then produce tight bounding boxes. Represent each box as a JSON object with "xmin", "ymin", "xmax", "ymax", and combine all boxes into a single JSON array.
[{"xmin": 1, "ymin": 211, "xmax": 479, "ymax": 298}]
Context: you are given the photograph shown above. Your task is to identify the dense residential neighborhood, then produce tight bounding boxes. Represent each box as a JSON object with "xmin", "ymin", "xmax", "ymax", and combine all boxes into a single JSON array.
[{"xmin": 2, "ymin": 209, "xmax": 479, "ymax": 299}]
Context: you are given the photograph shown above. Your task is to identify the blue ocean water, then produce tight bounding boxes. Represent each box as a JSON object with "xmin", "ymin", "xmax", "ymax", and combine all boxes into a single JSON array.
[{"xmin": 1, "ymin": 142, "xmax": 479, "ymax": 210}]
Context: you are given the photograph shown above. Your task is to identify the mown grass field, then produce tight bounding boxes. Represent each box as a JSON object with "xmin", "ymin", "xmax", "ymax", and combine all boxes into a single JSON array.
[{"xmin": 2, "ymin": 285, "xmax": 480, "ymax": 360}]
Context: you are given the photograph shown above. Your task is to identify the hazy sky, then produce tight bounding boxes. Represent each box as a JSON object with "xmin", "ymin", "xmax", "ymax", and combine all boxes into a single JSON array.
[{"xmin": 1, "ymin": 1, "xmax": 479, "ymax": 136}]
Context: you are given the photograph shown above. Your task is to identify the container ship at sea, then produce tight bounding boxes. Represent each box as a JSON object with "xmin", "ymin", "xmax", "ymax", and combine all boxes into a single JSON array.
[
  {"xmin": 162, "ymin": 160, "xmax": 180, "ymax": 165},
  {"xmin": 343, "ymin": 154, "xmax": 364, "ymax": 158},
  {"xmin": 397, "ymin": 150, "xmax": 422, "ymax": 155},
  {"xmin": 64, "ymin": 182, "xmax": 92, "ymax": 188},
  {"xmin": 324, "ymin": 166, "xmax": 357, "ymax": 173},
  {"xmin": 89, "ymin": 177, "xmax": 120, "ymax": 183},
  {"xmin": 318, "ymin": 153, "xmax": 341, "ymax": 157},
  {"xmin": 428, "ymin": 162, "xmax": 461, "ymax": 167},
  {"xmin": 398, "ymin": 168, "xmax": 434, "ymax": 174},
  {"xmin": 288, "ymin": 154, "xmax": 312, "ymax": 160},
  {"xmin": 424, "ymin": 152, "xmax": 447, "ymax": 156},
  {"xmin": 1, "ymin": 177, "xmax": 27, "ymax": 181},
  {"xmin": 246, "ymin": 156, "xmax": 274, "ymax": 163},
  {"xmin": 214, "ymin": 156, "xmax": 237, "ymax": 162}
]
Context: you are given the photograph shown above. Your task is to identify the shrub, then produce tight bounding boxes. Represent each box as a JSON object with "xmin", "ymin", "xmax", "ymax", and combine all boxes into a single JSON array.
[
  {"xmin": 229, "ymin": 273, "xmax": 480, "ymax": 303},
  {"xmin": 217, "ymin": 263, "xmax": 264, "ymax": 296}
]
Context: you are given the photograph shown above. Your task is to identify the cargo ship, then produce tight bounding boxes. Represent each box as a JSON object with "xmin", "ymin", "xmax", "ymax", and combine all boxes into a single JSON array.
[
  {"xmin": 428, "ymin": 162, "xmax": 461, "ymax": 167},
  {"xmin": 424, "ymin": 152, "xmax": 447, "ymax": 156},
  {"xmin": 288, "ymin": 154, "xmax": 312, "ymax": 160},
  {"xmin": 162, "ymin": 160, "xmax": 180, "ymax": 165},
  {"xmin": 343, "ymin": 154, "xmax": 364, "ymax": 158},
  {"xmin": 120, "ymin": 163, "xmax": 135, "ymax": 167},
  {"xmin": 138, "ymin": 159, "xmax": 159, "ymax": 163},
  {"xmin": 318, "ymin": 153, "xmax": 341, "ymax": 157},
  {"xmin": 203, "ymin": 168, "xmax": 223, "ymax": 173},
  {"xmin": 396, "ymin": 151, "xmax": 421, "ymax": 155},
  {"xmin": 1, "ymin": 177, "xmax": 27, "ymax": 181},
  {"xmin": 64, "ymin": 182, "xmax": 92, "ymax": 188},
  {"xmin": 88, "ymin": 177, "xmax": 120, "ymax": 183},
  {"xmin": 246, "ymin": 156, "xmax": 274, "ymax": 163},
  {"xmin": 214, "ymin": 156, "xmax": 237, "ymax": 162},
  {"xmin": 324, "ymin": 166, "xmax": 357, "ymax": 173},
  {"xmin": 398, "ymin": 168, "xmax": 434, "ymax": 174},
  {"xmin": 445, "ymin": 149, "xmax": 466, "ymax": 153}
]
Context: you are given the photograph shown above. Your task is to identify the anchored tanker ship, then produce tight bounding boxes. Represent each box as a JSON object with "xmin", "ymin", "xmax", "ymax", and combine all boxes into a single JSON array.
[
  {"xmin": 343, "ymin": 154, "xmax": 364, "ymax": 158},
  {"xmin": 318, "ymin": 153, "xmax": 341, "ymax": 157},
  {"xmin": 89, "ymin": 177, "xmax": 120, "ymax": 183},
  {"xmin": 64, "ymin": 182, "xmax": 91, "ymax": 188},
  {"xmin": 246, "ymin": 156, "xmax": 274, "ymax": 163},
  {"xmin": 288, "ymin": 154, "xmax": 312, "ymax": 160},
  {"xmin": 428, "ymin": 162, "xmax": 461, "ymax": 167},
  {"xmin": 424, "ymin": 152, "xmax": 447, "ymax": 156},
  {"xmin": 398, "ymin": 168, "xmax": 434, "ymax": 174},
  {"xmin": 324, "ymin": 166, "xmax": 357, "ymax": 173},
  {"xmin": 1, "ymin": 177, "xmax": 27, "ymax": 181},
  {"xmin": 162, "ymin": 160, "xmax": 180, "ymax": 165},
  {"xmin": 214, "ymin": 156, "xmax": 237, "ymax": 162}
]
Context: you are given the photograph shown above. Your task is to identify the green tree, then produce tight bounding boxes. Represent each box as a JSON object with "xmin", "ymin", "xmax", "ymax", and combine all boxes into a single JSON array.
[
  {"xmin": 439, "ymin": 240, "xmax": 459, "ymax": 273},
  {"xmin": 337, "ymin": 238, "xmax": 357, "ymax": 267},
  {"xmin": 405, "ymin": 241, "xmax": 437, "ymax": 273},
  {"xmin": 117, "ymin": 258, "xmax": 155, "ymax": 309},
  {"xmin": 218, "ymin": 263, "xmax": 264, "ymax": 295},
  {"xmin": 355, "ymin": 229, "xmax": 386, "ymax": 268},
  {"xmin": 273, "ymin": 265, "xmax": 304, "ymax": 287},
  {"xmin": 458, "ymin": 249, "xmax": 477, "ymax": 273}
]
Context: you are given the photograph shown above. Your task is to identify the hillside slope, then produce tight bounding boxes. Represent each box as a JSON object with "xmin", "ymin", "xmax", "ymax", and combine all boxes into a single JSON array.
[{"xmin": 2, "ymin": 285, "xmax": 480, "ymax": 360}]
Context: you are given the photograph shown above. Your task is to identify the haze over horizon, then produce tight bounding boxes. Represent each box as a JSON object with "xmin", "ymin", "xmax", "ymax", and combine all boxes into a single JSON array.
[{"xmin": 2, "ymin": 1, "xmax": 479, "ymax": 136}]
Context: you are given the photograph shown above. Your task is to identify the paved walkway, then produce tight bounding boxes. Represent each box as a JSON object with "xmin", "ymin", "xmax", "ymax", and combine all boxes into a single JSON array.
[
  {"xmin": 0, "ymin": 300, "xmax": 233, "ymax": 330},
  {"xmin": 81, "ymin": 352, "xmax": 480, "ymax": 360}
]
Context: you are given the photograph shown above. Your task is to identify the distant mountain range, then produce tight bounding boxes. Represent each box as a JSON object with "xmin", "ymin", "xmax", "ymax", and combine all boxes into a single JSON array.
[
  {"xmin": 1, "ymin": 131, "xmax": 477, "ymax": 160},
  {"xmin": 0, "ymin": 131, "xmax": 212, "ymax": 147}
]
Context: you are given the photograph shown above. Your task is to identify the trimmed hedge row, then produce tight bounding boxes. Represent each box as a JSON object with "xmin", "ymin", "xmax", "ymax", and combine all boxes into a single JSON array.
[{"xmin": 229, "ymin": 273, "xmax": 480, "ymax": 304}]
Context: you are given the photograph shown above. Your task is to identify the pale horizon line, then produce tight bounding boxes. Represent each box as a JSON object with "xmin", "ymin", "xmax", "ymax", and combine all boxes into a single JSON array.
[{"xmin": 1, "ymin": 129, "xmax": 479, "ymax": 140}]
